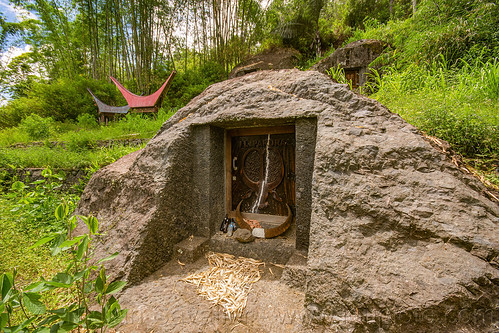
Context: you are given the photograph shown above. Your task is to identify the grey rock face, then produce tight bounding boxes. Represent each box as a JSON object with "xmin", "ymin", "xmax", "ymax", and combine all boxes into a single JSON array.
[
  {"xmin": 228, "ymin": 48, "xmax": 301, "ymax": 79},
  {"xmin": 76, "ymin": 69, "xmax": 498, "ymax": 331}
]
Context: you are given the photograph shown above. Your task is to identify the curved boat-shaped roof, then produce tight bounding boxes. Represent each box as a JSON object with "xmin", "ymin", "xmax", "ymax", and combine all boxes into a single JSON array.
[
  {"xmin": 87, "ymin": 88, "xmax": 130, "ymax": 114},
  {"xmin": 110, "ymin": 71, "xmax": 176, "ymax": 109}
]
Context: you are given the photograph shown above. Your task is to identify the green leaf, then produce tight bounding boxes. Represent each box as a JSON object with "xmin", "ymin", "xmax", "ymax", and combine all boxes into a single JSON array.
[
  {"xmin": 24, "ymin": 281, "xmax": 48, "ymax": 293},
  {"xmin": 10, "ymin": 181, "xmax": 26, "ymax": 192},
  {"xmin": 50, "ymin": 234, "xmax": 67, "ymax": 256},
  {"xmin": 62, "ymin": 307, "xmax": 84, "ymax": 324},
  {"xmin": 54, "ymin": 204, "xmax": 69, "ymax": 221},
  {"xmin": 108, "ymin": 309, "xmax": 128, "ymax": 328},
  {"xmin": 29, "ymin": 234, "xmax": 57, "ymax": 250},
  {"xmin": 41, "ymin": 168, "xmax": 52, "ymax": 178},
  {"xmin": 57, "ymin": 236, "xmax": 85, "ymax": 251},
  {"xmin": 100, "ymin": 268, "xmax": 107, "ymax": 285},
  {"xmin": 86, "ymin": 311, "xmax": 104, "ymax": 329},
  {"xmin": 88, "ymin": 216, "xmax": 99, "ymax": 234},
  {"xmin": 33, "ymin": 327, "xmax": 51, "ymax": 333},
  {"xmin": 68, "ymin": 216, "xmax": 77, "ymax": 232},
  {"xmin": 36, "ymin": 314, "xmax": 59, "ymax": 327},
  {"xmin": 105, "ymin": 281, "xmax": 127, "ymax": 295},
  {"xmin": 84, "ymin": 281, "xmax": 94, "ymax": 294},
  {"xmin": 79, "ymin": 215, "xmax": 100, "ymax": 234},
  {"xmin": 76, "ymin": 236, "xmax": 89, "ymax": 261},
  {"xmin": 95, "ymin": 276, "xmax": 104, "ymax": 294},
  {"xmin": 49, "ymin": 308, "xmax": 67, "ymax": 316},
  {"xmin": 59, "ymin": 321, "xmax": 78, "ymax": 332},
  {"xmin": 73, "ymin": 268, "xmax": 89, "ymax": 281},
  {"xmin": 43, "ymin": 281, "xmax": 72, "ymax": 289},
  {"xmin": 97, "ymin": 252, "xmax": 119, "ymax": 264},
  {"xmin": 0, "ymin": 312, "xmax": 8, "ymax": 328},
  {"xmin": 52, "ymin": 273, "xmax": 73, "ymax": 286},
  {"xmin": 23, "ymin": 292, "xmax": 46, "ymax": 315},
  {"xmin": 77, "ymin": 215, "xmax": 88, "ymax": 225},
  {"xmin": 0, "ymin": 273, "xmax": 13, "ymax": 300},
  {"xmin": 48, "ymin": 322, "xmax": 75, "ymax": 333},
  {"xmin": 103, "ymin": 296, "xmax": 117, "ymax": 317}
]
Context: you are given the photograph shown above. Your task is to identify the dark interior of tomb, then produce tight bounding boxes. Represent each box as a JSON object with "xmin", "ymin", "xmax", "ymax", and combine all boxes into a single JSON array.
[{"xmin": 191, "ymin": 118, "xmax": 317, "ymax": 263}]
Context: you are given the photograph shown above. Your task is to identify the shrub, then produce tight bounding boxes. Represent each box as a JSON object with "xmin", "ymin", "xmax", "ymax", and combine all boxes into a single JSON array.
[
  {"xmin": 0, "ymin": 202, "xmax": 127, "ymax": 332},
  {"xmin": 19, "ymin": 114, "xmax": 54, "ymax": 140},
  {"xmin": 0, "ymin": 77, "xmax": 122, "ymax": 128},
  {"xmin": 0, "ymin": 97, "xmax": 44, "ymax": 128},
  {"xmin": 66, "ymin": 131, "xmax": 96, "ymax": 152},
  {"xmin": 163, "ymin": 62, "xmax": 226, "ymax": 109},
  {"xmin": 77, "ymin": 113, "xmax": 99, "ymax": 129}
]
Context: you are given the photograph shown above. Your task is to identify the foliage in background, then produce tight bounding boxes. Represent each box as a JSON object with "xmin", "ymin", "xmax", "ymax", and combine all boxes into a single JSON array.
[
  {"xmin": 346, "ymin": 0, "xmax": 499, "ymax": 161},
  {"xmin": 347, "ymin": 0, "xmax": 499, "ymax": 66},
  {"xmin": 326, "ymin": 64, "xmax": 352, "ymax": 89},
  {"xmin": 19, "ymin": 114, "xmax": 53, "ymax": 140},
  {"xmin": 266, "ymin": 0, "xmax": 326, "ymax": 57},
  {"xmin": 0, "ymin": 76, "xmax": 123, "ymax": 129},
  {"xmin": 0, "ymin": 108, "xmax": 174, "ymax": 147},
  {"xmin": 318, "ymin": 0, "xmax": 352, "ymax": 49},
  {"xmin": 0, "ymin": 143, "xmax": 145, "ymax": 169},
  {"xmin": 4, "ymin": 168, "xmax": 78, "ymax": 232},
  {"xmin": 368, "ymin": 57, "xmax": 498, "ymax": 158},
  {"xmin": 76, "ymin": 113, "xmax": 99, "ymax": 129},
  {"xmin": 162, "ymin": 62, "xmax": 226, "ymax": 109},
  {"xmin": 0, "ymin": 202, "xmax": 127, "ymax": 332}
]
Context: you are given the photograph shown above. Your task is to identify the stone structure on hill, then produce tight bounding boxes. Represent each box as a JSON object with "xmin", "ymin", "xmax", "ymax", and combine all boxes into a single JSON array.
[
  {"xmin": 76, "ymin": 69, "xmax": 498, "ymax": 332},
  {"xmin": 311, "ymin": 39, "xmax": 386, "ymax": 88},
  {"xmin": 228, "ymin": 47, "xmax": 301, "ymax": 79}
]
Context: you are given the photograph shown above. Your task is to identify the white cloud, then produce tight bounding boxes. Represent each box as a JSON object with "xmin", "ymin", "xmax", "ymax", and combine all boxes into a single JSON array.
[
  {"xmin": 0, "ymin": 44, "xmax": 32, "ymax": 67},
  {"xmin": 0, "ymin": 0, "xmax": 37, "ymax": 22}
]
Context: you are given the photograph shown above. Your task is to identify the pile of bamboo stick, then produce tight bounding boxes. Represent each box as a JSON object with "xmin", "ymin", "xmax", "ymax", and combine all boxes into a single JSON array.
[{"xmin": 181, "ymin": 252, "xmax": 264, "ymax": 319}]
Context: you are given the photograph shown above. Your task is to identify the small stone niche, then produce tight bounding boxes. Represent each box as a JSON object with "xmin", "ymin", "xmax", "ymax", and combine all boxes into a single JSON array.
[
  {"xmin": 311, "ymin": 39, "xmax": 387, "ymax": 88},
  {"xmin": 192, "ymin": 120, "xmax": 316, "ymax": 261}
]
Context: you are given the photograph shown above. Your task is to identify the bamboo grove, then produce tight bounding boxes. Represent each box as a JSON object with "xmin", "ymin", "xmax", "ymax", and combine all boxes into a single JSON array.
[
  {"xmin": 5, "ymin": 0, "xmax": 269, "ymax": 93},
  {"xmin": 1, "ymin": 0, "xmax": 424, "ymax": 96}
]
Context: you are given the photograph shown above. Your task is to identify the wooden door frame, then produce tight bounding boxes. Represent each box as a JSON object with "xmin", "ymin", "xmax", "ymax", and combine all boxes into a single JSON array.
[{"xmin": 225, "ymin": 125, "xmax": 295, "ymax": 222}]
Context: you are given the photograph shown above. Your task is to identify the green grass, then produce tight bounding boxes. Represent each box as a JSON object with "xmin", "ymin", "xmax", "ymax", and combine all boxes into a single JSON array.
[
  {"xmin": 0, "ymin": 171, "xmax": 80, "ymax": 324},
  {"xmin": 0, "ymin": 170, "xmax": 78, "ymax": 283},
  {"xmin": 0, "ymin": 197, "xmax": 74, "ymax": 324},
  {"xmin": 0, "ymin": 143, "xmax": 146, "ymax": 169},
  {"xmin": 0, "ymin": 108, "xmax": 175, "ymax": 147},
  {"xmin": 0, "ymin": 108, "xmax": 172, "ymax": 169},
  {"xmin": 368, "ymin": 58, "xmax": 499, "ymax": 158},
  {"xmin": 0, "ymin": 197, "xmax": 69, "ymax": 281}
]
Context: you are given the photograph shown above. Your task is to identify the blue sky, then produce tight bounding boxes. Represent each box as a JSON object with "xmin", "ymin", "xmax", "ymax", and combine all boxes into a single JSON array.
[
  {"xmin": 0, "ymin": 0, "xmax": 21, "ymax": 22},
  {"xmin": 0, "ymin": 0, "xmax": 36, "ymax": 105}
]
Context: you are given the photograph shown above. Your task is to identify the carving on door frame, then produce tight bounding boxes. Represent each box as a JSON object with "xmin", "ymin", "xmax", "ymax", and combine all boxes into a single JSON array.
[{"xmin": 225, "ymin": 125, "xmax": 295, "ymax": 223}]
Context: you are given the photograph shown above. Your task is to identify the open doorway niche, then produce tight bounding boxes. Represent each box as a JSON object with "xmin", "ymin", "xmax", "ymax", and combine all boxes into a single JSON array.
[{"xmin": 191, "ymin": 118, "xmax": 316, "ymax": 261}]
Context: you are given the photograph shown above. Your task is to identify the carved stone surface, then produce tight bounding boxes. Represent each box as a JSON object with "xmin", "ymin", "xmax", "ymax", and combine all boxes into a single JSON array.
[
  {"xmin": 76, "ymin": 69, "xmax": 498, "ymax": 332},
  {"xmin": 311, "ymin": 39, "xmax": 387, "ymax": 87},
  {"xmin": 231, "ymin": 132, "xmax": 295, "ymax": 216}
]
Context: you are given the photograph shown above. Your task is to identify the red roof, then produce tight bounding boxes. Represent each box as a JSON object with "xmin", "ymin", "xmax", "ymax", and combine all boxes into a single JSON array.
[{"xmin": 110, "ymin": 71, "xmax": 176, "ymax": 109}]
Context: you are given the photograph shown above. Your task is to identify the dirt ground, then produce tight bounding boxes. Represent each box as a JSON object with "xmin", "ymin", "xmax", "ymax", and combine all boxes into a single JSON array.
[{"xmin": 115, "ymin": 256, "xmax": 306, "ymax": 333}]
